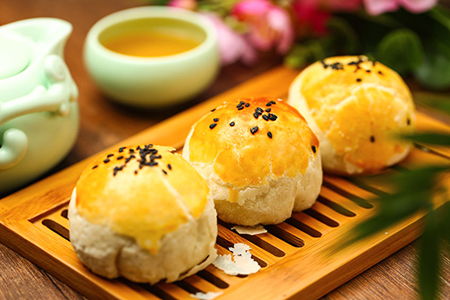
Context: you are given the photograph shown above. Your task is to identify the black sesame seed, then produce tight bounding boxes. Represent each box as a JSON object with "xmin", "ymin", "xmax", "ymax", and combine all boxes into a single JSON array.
[
  {"xmin": 103, "ymin": 159, "xmax": 110, "ymax": 163},
  {"xmin": 113, "ymin": 165, "xmax": 124, "ymax": 176},
  {"xmin": 211, "ymin": 108, "xmax": 216, "ymax": 112},
  {"xmin": 230, "ymin": 121, "xmax": 235, "ymax": 127},
  {"xmin": 168, "ymin": 164, "xmax": 172, "ymax": 170},
  {"xmin": 265, "ymin": 108, "xmax": 271, "ymax": 112},
  {"xmin": 370, "ymin": 136, "xmax": 375, "ymax": 143},
  {"xmin": 378, "ymin": 70, "xmax": 384, "ymax": 75},
  {"xmin": 262, "ymin": 114, "xmax": 269, "ymax": 121},
  {"xmin": 134, "ymin": 170, "xmax": 138, "ymax": 174},
  {"xmin": 162, "ymin": 170, "xmax": 167, "ymax": 175},
  {"xmin": 407, "ymin": 118, "xmax": 411, "ymax": 125},
  {"xmin": 238, "ymin": 106, "xmax": 244, "ymax": 110},
  {"xmin": 117, "ymin": 156, "xmax": 124, "ymax": 160},
  {"xmin": 129, "ymin": 149, "xmax": 135, "ymax": 153},
  {"xmin": 256, "ymin": 107, "xmax": 263, "ymax": 114},
  {"xmin": 271, "ymin": 100, "xmax": 277, "ymax": 105},
  {"xmin": 237, "ymin": 103, "xmax": 243, "ymax": 108},
  {"xmin": 92, "ymin": 165, "xmax": 98, "ymax": 169},
  {"xmin": 245, "ymin": 103, "xmax": 250, "ymax": 107},
  {"xmin": 250, "ymin": 126, "xmax": 259, "ymax": 134},
  {"xmin": 269, "ymin": 114, "xmax": 278, "ymax": 121},
  {"xmin": 239, "ymin": 101, "xmax": 245, "ymax": 105},
  {"xmin": 312, "ymin": 145, "xmax": 317, "ymax": 153},
  {"xmin": 125, "ymin": 155, "xmax": 135, "ymax": 163},
  {"xmin": 366, "ymin": 70, "xmax": 371, "ymax": 73},
  {"xmin": 209, "ymin": 123, "xmax": 217, "ymax": 129},
  {"xmin": 107, "ymin": 154, "xmax": 114, "ymax": 158},
  {"xmin": 267, "ymin": 131, "xmax": 273, "ymax": 138},
  {"xmin": 253, "ymin": 112, "xmax": 259, "ymax": 119},
  {"xmin": 266, "ymin": 102, "xmax": 272, "ymax": 106},
  {"xmin": 118, "ymin": 147, "xmax": 126, "ymax": 153},
  {"xmin": 150, "ymin": 161, "xmax": 158, "ymax": 166},
  {"xmin": 213, "ymin": 118, "xmax": 219, "ymax": 122},
  {"xmin": 356, "ymin": 78, "xmax": 362, "ymax": 82}
]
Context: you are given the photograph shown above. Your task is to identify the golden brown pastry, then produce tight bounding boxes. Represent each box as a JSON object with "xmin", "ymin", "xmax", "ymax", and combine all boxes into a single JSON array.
[
  {"xmin": 288, "ymin": 56, "xmax": 416, "ymax": 175},
  {"xmin": 68, "ymin": 144, "xmax": 217, "ymax": 284},
  {"xmin": 183, "ymin": 97, "xmax": 322, "ymax": 226}
]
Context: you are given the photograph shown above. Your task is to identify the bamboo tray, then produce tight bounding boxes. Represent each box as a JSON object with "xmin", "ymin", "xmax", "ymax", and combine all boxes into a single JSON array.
[{"xmin": 1, "ymin": 67, "xmax": 450, "ymax": 300}]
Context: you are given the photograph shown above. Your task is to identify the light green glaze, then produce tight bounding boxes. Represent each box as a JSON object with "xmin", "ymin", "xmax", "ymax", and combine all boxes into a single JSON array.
[
  {"xmin": 0, "ymin": 18, "xmax": 79, "ymax": 194},
  {"xmin": 84, "ymin": 6, "xmax": 220, "ymax": 108}
]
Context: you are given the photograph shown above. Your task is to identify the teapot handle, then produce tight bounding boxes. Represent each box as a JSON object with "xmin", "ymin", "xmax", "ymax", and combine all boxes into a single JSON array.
[{"xmin": 0, "ymin": 55, "xmax": 78, "ymax": 169}]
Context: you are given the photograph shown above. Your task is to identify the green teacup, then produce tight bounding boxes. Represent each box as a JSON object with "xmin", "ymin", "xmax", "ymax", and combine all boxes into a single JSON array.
[
  {"xmin": 0, "ymin": 18, "xmax": 79, "ymax": 194},
  {"xmin": 84, "ymin": 6, "xmax": 220, "ymax": 108}
]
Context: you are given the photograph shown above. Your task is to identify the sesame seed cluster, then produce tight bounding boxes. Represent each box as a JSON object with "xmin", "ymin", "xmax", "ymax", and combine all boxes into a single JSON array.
[
  {"xmin": 321, "ymin": 56, "xmax": 385, "ymax": 83},
  {"xmin": 92, "ymin": 144, "xmax": 173, "ymax": 177},
  {"xmin": 207, "ymin": 98, "xmax": 318, "ymax": 154},
  {"xmin": 209, "ymin": 99, "xmax": 279, "ymax": 139}
]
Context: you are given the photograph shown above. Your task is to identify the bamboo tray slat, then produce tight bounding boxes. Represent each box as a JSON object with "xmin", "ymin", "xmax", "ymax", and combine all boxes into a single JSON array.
[{"xmin": 0, "ymin": 66, "xmax": 449, "ymax": 300}]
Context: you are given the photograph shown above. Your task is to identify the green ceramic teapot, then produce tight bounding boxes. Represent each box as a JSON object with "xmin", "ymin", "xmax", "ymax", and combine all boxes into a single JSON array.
[{"xmin": 0, "ymin": 18, "xmax": 79, "ymax": 194}]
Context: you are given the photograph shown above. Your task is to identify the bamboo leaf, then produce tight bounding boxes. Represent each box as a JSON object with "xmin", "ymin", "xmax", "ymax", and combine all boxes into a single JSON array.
[
  {"xmin": 393, "ymin": 166, "xmax": 449, "ymax": 192},
  {"xmin": 400, "ymin": 132, "xmax": 450, "ymax": 146},
  {"xmin": 414, "ymin": 92, "xmax": 450, "ymax": 115},
  {"xmin": 438, "ymin": 200, "xmax": 450, "ymax": 246},
  {"xmin": 338, "ymin": 166, "xmax": 448, "ymax": 251},
  {"xmin": 418, "ymin": 209, "xmax": 440, "ymax": 300}
]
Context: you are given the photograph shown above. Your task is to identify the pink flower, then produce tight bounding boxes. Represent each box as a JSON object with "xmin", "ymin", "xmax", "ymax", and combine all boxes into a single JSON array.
[
  {"xmin": 291, "ymin": 0, "xmax": 364, "ymax": 36},
  {"xmin": 202, "ymin": 13, "xmax": 257, "ymax": 66},
  {"xmin": 231, "ymin": 0, "xmax": 295, "ymax": 54},
  {"xmin": 292, "ymin": 0, "xmax": 331, "ymax": 35},
  {"xmin": 321, "ymin": 0, "xmax": 363, "ymax": 12},
  {"xmin": 364, "ymin": 0, "xmax": 438, "ymax": 15},
  {"xmin": 167, "ymin": 0, "xmax": 197, "ymax": 10}
]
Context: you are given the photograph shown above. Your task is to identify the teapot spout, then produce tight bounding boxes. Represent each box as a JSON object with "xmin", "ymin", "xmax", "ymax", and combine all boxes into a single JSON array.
[{"xmin": 0, "ymin": 18, "xmax": 72, "ymax": 57}]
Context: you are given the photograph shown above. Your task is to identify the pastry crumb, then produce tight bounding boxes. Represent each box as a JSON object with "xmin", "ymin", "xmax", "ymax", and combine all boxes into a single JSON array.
[
  {"xmin": 231, "ymin": 225, "xmax": 267, "ymax": 235},
  {"xmin": 213, "ymin": 243, "xmax": 260, "ymax": 275},
  {"xmin": 190, "ymin": 291, "xmax": 223, "ymax": 300}
]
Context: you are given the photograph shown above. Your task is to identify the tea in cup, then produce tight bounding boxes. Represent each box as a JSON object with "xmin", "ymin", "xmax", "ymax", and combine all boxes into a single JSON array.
[{"xmin": 84, "ymin": 7, "xmax": 220, "ymax": 108}]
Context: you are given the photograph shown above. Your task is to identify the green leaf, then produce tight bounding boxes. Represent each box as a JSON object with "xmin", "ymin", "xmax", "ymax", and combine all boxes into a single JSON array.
[
  {"xmin": 392, "ymin": 166, "xmax": 448, "ymax": 192},
  {"xmin": 339, "ymin": 166, "xmax": 448, "ymax": 250},
  {"xmin": 415, "ymin": 41, "xmax": 450, "ymax": 90},
  {"xmin": 355, "ymin": 10, "xmax": 404, "ymax": 29},
  {"xmin": 438, "ymin": 200, "xmax": 450, "ymax": 246},
  {"xmin": 418, "ymin": 209, "xmax": 440, "ymax": 300},
  {"xmin": 327, "ymin": 17, "xmax": 359, "ymax": 54},
  {"xmin": 147, "ymin": 0, "xmax": 171, "ymax": 5},
  {"xmin": 284, "ymin": 44, "xmax": 312, "ymax": 69},
  {"xmin": 284, "ymin": 40, "xmax": 328, "ymax": 69},
  {"xmin": 400, "ymin": 132, "xmax": 450, "ymax": 146},
  {"xmin": 414, "ymin": 92, "xmax": 450, "ymax": 115},
  {"xmin": 340, "ymin": 190, "xmax": 430, "ymax": 249},
  {"xmin": 428, "ymin": 5, "xmax": 450, "ymax": 31},
  {"xmin": 376, "ymin": 29, "xmax": 424, "ymax": 75}
]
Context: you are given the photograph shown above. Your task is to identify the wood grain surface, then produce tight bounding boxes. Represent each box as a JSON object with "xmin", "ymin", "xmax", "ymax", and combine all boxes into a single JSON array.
[{"xmin": 0, "ymin": 1, "xmax": 449, "ymax": 299}]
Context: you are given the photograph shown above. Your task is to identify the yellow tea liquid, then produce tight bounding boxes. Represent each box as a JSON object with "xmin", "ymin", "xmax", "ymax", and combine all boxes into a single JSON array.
[{"xmin": 103, "ymin": 30, "xmax": 201, "ymax": 57}]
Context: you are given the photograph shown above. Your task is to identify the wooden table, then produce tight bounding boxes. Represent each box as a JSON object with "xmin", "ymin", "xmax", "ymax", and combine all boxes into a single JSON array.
[{"xmin": 0, "ymin": 1, "xmax": 449, "ymax": 299}]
